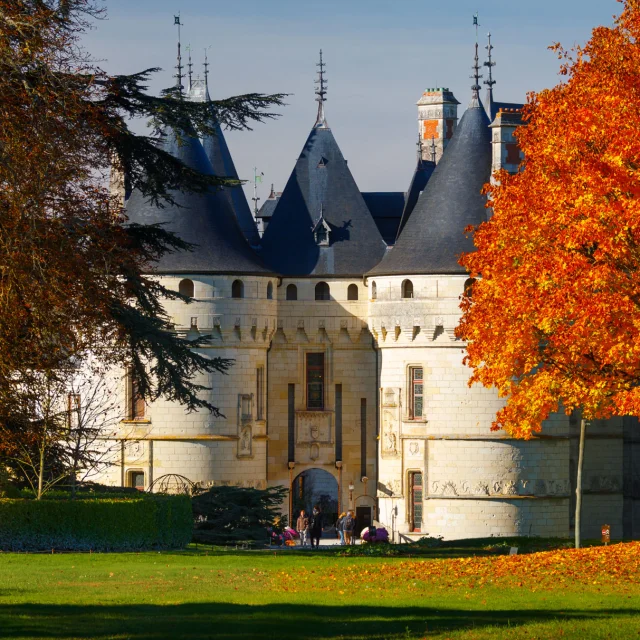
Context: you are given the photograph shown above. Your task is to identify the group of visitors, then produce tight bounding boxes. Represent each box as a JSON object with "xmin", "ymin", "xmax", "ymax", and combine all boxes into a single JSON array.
[
  {"xmin": 295, "ymin": 505, "xmax": 324, "ymax": 549},
  {"xmin": 294, "ymin": 507, "xmax": 357, "ymax": 548},
  {"xmin": 336, "ymin": 511, "xmax": 356, "ymax": 545}
]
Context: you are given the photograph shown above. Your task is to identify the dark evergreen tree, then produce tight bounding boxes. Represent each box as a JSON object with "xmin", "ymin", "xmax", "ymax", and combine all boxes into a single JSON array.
[{"xmin": 0, "ymin": 0, "xmax": 286, "ymax": 423}]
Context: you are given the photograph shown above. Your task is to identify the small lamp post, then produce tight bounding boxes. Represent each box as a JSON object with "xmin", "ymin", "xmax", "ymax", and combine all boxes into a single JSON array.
[{"xmin": 348, "ymin": 482, "xmax": 355, "ymax": 508}]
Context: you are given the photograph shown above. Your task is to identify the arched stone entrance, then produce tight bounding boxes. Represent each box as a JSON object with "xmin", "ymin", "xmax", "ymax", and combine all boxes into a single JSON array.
[{"xmin": 292, "ymin": 468, "xmax": 339, "ymax": 528}]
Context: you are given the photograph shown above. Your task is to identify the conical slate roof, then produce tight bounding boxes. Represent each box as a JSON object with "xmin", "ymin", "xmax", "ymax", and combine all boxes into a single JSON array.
[
  {"xmin": 260, "ymin": 125, "xmax": 387, "ymax": 276},
  {"xmin": 369, "ymin": 98, "xmax": 492, "ymax": 276},
  {"xmin": 124, "ymin": 128, "xmax": 272, "ymax": 275},
  {"xmin": 396, "ymin": 157, "xmax": 436, "ymax": 242},
  {"xmin": 188, "ymin": 79, "xmax": 261, "ymax": 247}
]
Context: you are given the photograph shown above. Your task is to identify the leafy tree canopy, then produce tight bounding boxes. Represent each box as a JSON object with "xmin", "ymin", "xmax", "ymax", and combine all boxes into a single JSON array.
[{"xmin": 458, "ymin": 0, "xmax": 640, "ymax": 437}]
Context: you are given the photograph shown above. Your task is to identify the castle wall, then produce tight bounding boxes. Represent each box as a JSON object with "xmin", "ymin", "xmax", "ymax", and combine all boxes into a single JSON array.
[
  {"xmin": 369, "ymin": 274, "xmax": 571, "ymax": 540},
  {"xmin": 94, "ymin": 273, "xmax": 276, "ymax": 491},
  {"xmin": 267, "ymin": 278, "xmax": 377, "ymax": 524}
]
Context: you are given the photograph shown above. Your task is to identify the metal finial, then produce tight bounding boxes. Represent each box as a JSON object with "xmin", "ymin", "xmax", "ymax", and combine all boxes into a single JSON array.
[
  {"xmin": 203, "ymin": 46, "xmax": 212, "ymax": 101},
  {"xmin": 430, "ymin": 136, "xmax": 437, "ymax": 164},
  {"xmin": 314, "ymin": 49, "xmax": 328, "ymax": 127},
  {"xmin": 186, "ymin": 44, "xmax": 193, "ymax": 91},
  {"xmin": 417, "ymin": 132, "xmax": 424, "ymax": 164},
  {"xmin": 174, "ymin": 14, "xmax": 184, "ymax": 97},
  {"xmin": 470, "ymin": 41, "xmax": 482, "ymax": 105},
  {"xmin": 484, "ymin": 32, "xmax": 496, "ymax": 89}
]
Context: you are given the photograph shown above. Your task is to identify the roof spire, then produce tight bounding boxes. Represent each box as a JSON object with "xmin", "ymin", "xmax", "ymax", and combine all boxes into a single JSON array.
[
  {"xmin": 416, "ymin": 132, "xmax": 424, "ymax": 165},
  {"xmin": 483, "ymin": 32, "xmax": 496, "ymax": 117},
  {"xmin": 186, "ymin": 44, "xmax": 193, "ymax": 92},
  {"xmin": 203, "ymin": 45, "xmax": 211, "ymax": 102},
  {"xmin": 174, "ymin": 14, "xmax": 184, "ymax": 97},
  {"xmin": 314, "ymin": 49, "xmax": 328, "ymax": 128},
  {"xmin": 470, "ymin": 14, "xmax": 482, "ymax": 108},
  {"xmin": 430, "ymin": 136, "xmax": 437, "ymax": 164}
]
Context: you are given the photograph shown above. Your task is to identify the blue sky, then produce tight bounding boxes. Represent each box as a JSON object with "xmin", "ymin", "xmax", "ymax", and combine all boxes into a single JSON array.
[{"xmin": 86, "ymin": 0, "xmax": 620, "ymax": 202}]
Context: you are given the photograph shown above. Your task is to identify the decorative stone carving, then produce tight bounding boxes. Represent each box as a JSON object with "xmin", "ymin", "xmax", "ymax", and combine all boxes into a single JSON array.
[
  {"xmin": 124, "ymin": 440, "xmax": 144, "ymax": 461},
  {"xmin": 442, "ymin": 481, "xmax": 458, "ymax": 496},
  {"xmin": 504, "ymin": 480, "xmax": 518, "ymax": 495},
  {"xmin": 237, "ymin": 425, "xmax": 252, "ymax": 458},
  {"xmin": 389, "ymin": 479, "xmax": 402, "ymax": 496},
  {"xmin": 428, "ymin": 478, "xmax": 571, "ymax": 498},
  {"xmin": 296, "ymin": 411, "xmax": 332, "ymax": 444},
  {"xmin": 382, "ymin": 388, "xmax": 397, "ymax": 407},
  {"xmin": 475, "ymin": 482, "xmax": 490, "ymax": 496},
  {"xmin": 382, "ymin": 410, "xmax": 399, "ymax": 458},
  {"xmin": 408, "ymin": 441, "xmax": 420, "ymax": 456},
  {"xmin": 310, "ymin": 443, "xmax": 320, "ymax": 460},
  {"xmin": 588, "ymin": 476, "xmax": 622, "ymax": 493}
]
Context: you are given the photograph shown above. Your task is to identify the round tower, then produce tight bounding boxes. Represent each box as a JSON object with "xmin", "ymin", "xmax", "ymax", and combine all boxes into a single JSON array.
[
  {"xmin": 98, "ymin": 125, "xmax": 277, "ymax": 493},
  {"xmin": 368, "ymin": 72, "xmax": 570, "ymax": 539}
]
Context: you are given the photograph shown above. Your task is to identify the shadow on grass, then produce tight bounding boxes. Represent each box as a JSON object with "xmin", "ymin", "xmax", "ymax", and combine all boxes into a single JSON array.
[{"xmin": 0, "ymin": 603, "xmax": 638, "ymax": 639}]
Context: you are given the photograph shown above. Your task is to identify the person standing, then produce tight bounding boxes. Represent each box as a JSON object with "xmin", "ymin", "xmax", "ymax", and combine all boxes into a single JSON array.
[
  {"xmin": 310, "ymin": 505, "xmax": 323, "ymax": 549},
  {"xmin": 343, "ymin": 510, "xmax": 355, "ymax": 545},
  {"xmin": 296, "ymin": 510, "xmax": 310, "ymax": 548},
  {"xmin": 336, "ymin": 512, "xmax": 346, "ymax": 545}
]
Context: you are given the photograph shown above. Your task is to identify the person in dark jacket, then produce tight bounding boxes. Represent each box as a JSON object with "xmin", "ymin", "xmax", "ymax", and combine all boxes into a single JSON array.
[
  {"xmin": 309, "ymin": 505, "xmax": 323, "ymax": 549},
  {"xmin": 343, "ymin": 510, "xmax": 356, "ymax": 545}
]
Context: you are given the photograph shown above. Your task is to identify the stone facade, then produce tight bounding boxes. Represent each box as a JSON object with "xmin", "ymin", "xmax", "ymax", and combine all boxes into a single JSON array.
[
  {"xmin": 91, "ymin": 77, "xmax": 640, "ymax": 543},
  {"xmin": 92, "ymin": 269, "xmax": 639, "ymax": 540}
]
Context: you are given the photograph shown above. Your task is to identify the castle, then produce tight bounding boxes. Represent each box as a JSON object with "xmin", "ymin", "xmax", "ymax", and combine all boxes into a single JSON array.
[{"xmin": 99, "ymin": 41, "xmax": 640, "ymax": 542}]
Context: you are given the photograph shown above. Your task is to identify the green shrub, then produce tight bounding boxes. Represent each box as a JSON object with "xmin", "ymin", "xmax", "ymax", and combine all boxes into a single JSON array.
[
  {"xmin": 0, "ymin": 495, "xmax": 192, "ymax": 551},
  {"xmin": 192, "ymin": 485, "xmax": 287, "ymax": 545}
]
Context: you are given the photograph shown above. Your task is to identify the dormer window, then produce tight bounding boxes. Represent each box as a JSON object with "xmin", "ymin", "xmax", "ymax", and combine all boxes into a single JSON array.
[
  {"xmin": 318, "ymin": 156, "xmax": 329, "ymax": 168},
  {"xmin": 315, "ymin": 224, "xmax": 329, "ymax": 245},
  {"xmin": 312, "ymin": 211, "xmax": 331, "ymax": 247}
]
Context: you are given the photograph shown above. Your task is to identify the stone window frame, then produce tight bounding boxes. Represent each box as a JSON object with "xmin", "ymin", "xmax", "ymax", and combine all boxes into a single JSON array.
[
  {"xmin": 406, "ymin": 469, "xmax": 423, "ymax": 531},
  {"xmin": 405, "ymin": 363, "xmax": 427, "ymax": 422},
  {"xmin": 297, "ymin": 345, "xmax": 333, "ymax": 413},
  {"xmin": 124, "ymin": 370, "xmax": 147, "ymax": 422},
  {"xmin": 256, "ymin": 366, "xmax": 265, "ymax": 421},
  {"xmin": 127, "ymin": 469, "xmax": 145, "ymax": 491},
  {"xmin": 305, "ymin": 352, "xmax": 325, "ymax": 410},
  {"xmin": 231, "ymin": 279, "xmax": 244, "ymax": 299},
  {"xmin": 286, "ymin": 283, "xmax": 298, "ymax": 300},
  {"xmin": 178, "ymin": 278, "xmax": 195, "ymax": 298}
]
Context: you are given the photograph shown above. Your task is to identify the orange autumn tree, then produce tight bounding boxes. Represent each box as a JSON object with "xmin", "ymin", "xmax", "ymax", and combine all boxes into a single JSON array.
[
  {"xmin": 458, "ymin": 0, "xmax": 640, "ymax": 546},
  {"xmin": 459, "ymin": 0, "xmax": 640, "ymax": 437}
]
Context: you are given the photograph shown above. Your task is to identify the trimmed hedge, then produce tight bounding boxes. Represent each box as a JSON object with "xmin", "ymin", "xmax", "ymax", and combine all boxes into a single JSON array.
[{"xmin": 0, "ymin": 496, "xmax": 193, "ymax": 551}]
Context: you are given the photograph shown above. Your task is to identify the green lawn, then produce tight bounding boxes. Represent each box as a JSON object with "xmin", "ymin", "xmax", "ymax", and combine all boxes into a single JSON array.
[{"xmin": 1, "ymin": 543, "xmax": 639, "ymax": 639}]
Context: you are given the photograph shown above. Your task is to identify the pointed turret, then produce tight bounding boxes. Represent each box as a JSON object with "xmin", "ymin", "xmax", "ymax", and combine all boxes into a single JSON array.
[
  {"xmin": 369, "ymin": 52, "xmax": 492, "ymax": 276},
  {"xmin": 185, "ymin": 53, "xmax": 261, "ymax": 248},
  {"xmin": 124, "ymin": 127, "xmax": 271, "ymax": 275},
  {"xmin": 260, "ymin": 53, "xmax": 386, "ymax": 276}
]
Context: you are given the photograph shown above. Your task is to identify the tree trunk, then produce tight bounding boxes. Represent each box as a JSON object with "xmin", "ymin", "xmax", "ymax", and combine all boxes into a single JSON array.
[
  {"xmin": 37, "ymin": 442, "xmax": 45, "ymax": 500},
  {"xmin": 575, "ymin": 418, "xmax": 587, "ymax": 549}
]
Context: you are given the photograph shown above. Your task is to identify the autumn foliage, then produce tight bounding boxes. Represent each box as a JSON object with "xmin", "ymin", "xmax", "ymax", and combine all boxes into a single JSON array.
[
  {"xmin": 268, "ymin": 542, "xmax": 640, "ymax": 594},
  {"xmin": 458, "ymin": 0, "xmax": 640, "ymax": 437}
]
